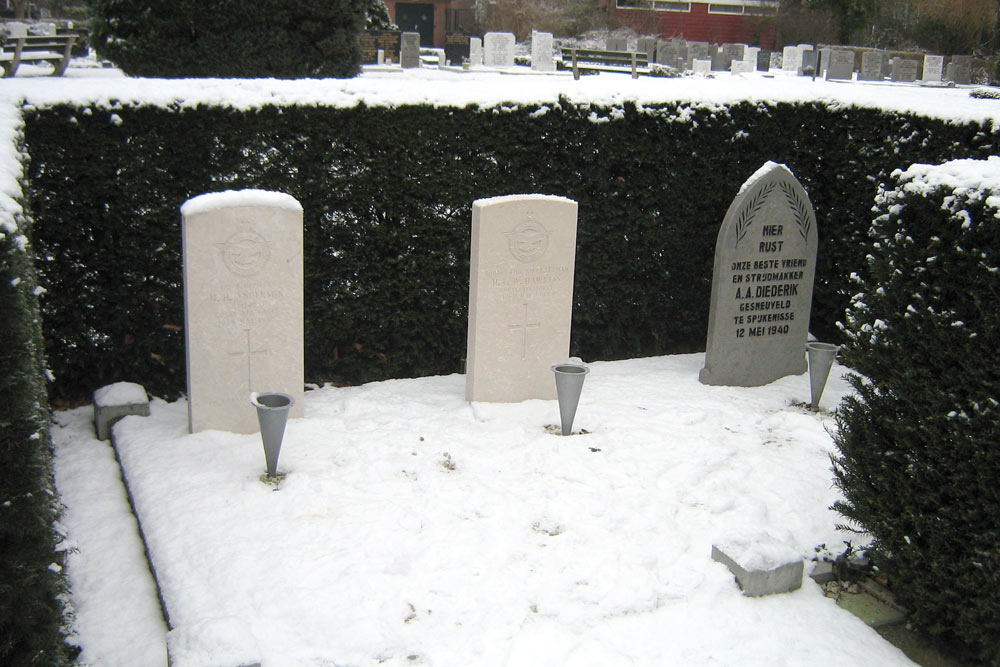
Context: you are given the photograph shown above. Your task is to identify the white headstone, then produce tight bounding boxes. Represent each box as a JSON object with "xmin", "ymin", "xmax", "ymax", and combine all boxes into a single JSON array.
[
  {"xmin": 782, "ymin": 46, "xmax": 801, "ymax": 72},
  {"xmin": 5, "ymin": 22, "xmax": 27, "ymax": 37},
  {"xmin": 922, "ymin": 54, "xmax": 944, "ymax": 82},
  {"xmin": 181, "ymin": 190, "xmax": 305, "ymax": 433},
  {"xmin": 466, "ymin": 194, "xmax": 578, "ymax": 402},
  {"xmin": 483, "ymin": 32, "xmax": 516, "ymax": 68},
  {"xmin": 731, "ymin": 60, "xmax": 754, "ymax": 75},
  {"xmin": 825, "ymin": 49, "xmax": 855, "ymax": 80},
  {"xmin": 744, "ymin": 47, "xmax": 760, "ymax": 65},
  {"xmin": 692, "ymin": 59, "xmax": 711, "ymax": 76},
  {"xmin": 469, "ymin": 37, "xmax": 483, "ymax": 66},
  {"xmin": 699, "ymin": 162, "xmax": 818, "ymax": 387},
  {"xmin": 531, "ymin": 30, "xmax": 555, "ymax": 72}
]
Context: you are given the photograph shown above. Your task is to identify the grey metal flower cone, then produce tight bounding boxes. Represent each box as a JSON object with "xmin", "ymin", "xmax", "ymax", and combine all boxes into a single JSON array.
[
  {"xmin": 251, "ymin": 392, "xmax": 295, "ymax": 477},
  {"xmin": 551, "ymin": 363, "xmax": 589, "ymax": 435},
  {"xmin": 806, "ymin": 342, "xmax": 840, "ymax": 411}
]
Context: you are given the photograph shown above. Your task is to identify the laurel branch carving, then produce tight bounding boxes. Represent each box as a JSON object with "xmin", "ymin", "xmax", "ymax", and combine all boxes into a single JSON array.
[
  {"xmin": 779, "ymin": 181, "xmax": 812, "ymax": 241},
  {"xmin": 734, "ymin": 182, "xmax": 775, "ymax": 248}
]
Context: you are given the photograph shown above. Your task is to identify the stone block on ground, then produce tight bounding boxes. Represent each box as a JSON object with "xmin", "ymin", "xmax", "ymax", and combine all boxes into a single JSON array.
[
  {"xmin": 712, "ymin": 535, "xmax": 804, "ymax": 597},
  {"xmin": 93, "ymin": 381, "xmax": 150, "ymax": 440}
]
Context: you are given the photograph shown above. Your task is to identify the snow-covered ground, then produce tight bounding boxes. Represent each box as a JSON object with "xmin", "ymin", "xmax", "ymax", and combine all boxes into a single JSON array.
[{"xmin": 36, "ymin": 54, "xmax": 996, "ymax": 666}]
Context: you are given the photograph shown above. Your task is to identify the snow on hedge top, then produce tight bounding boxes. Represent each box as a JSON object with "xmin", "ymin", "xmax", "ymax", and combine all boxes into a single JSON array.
[
  {"xmin": 895, "ymin": 156, "xmax": 1000, "ymax": 200},
  {"xmin": 3, "ymin": 66, "xmax": 1000, "ymax": 125},
  {"xmin": 180, "ymin": 190, "xmax": 302, "ymax": 217}
]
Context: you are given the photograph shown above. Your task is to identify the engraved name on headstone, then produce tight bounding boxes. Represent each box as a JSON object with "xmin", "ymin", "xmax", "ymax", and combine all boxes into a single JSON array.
[
  {"xmin": 531, "ymin": 30, "xmax": 555, "ymax": 71},
  {"xmin": 825, "ymin": 49, "xmax": 855, "ymax": 80},
  {"xmin": 922, "ymin": 54, "xmax": 944, "ymax": 82},
  {"xmin": 400, "ymin": 31, "xmax": 421, "ymax": 69},
  {"xmin": 181, "ymin": 190, "xmax": 305, "ymax": 433},
  {"xmin": 699, "ymin": 163, "xmax": 818, "ymax": 387},
  {"xmin": 891, "ymin": 58, "xmax": 920, "ymax": 82},
  {"xmin": 466, "ymin": 195, "xmax": 578, "ymax": 402},
  {"xmin": 483, "ymin": 31, "xmax": 516, "ymax": 67},
  {"xmin": 858, "ymin": 50, "xmax": 885, "ymax": 81}
]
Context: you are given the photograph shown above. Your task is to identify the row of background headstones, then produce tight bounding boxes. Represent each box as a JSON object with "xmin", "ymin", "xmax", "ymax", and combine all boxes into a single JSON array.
[{"xmin": 361, "ymin": 29, "xmax": 973, "ymax": 84}]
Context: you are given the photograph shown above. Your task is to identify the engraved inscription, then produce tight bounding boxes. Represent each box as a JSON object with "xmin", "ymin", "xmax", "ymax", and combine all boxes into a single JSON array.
[
  {"xmin": 505, "ymin": 214, "xmax": 549, "ymax": 263},
  {"xmin": 216, "ymin": 222, "xmax": 270, "ymax": 276}
]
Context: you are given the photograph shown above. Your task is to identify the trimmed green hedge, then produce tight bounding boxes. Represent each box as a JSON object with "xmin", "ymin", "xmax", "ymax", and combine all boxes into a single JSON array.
[
  {"xmin": 0, "ymin": 159, "xmax": 72, "ymax": 662},
  {"xmin": 833, "ymin": 158, "xmax": 1000, "ymax": 663},
  {"xmin": 21, "ymin": 99, "xmax": 999, "ymax": 403},
  {"xmin": 89, "ymin": 0, "xmax": 367, "ymax": 78}
]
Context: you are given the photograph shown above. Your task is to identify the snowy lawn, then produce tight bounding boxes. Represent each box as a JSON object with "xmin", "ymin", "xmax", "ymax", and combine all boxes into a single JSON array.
[{"xmin": 55, "ymin": 353, "xmax": 916, "ymax": 666}]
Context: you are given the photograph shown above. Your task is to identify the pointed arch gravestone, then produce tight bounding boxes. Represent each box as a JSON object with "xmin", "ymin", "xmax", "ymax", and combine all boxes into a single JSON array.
[
  {"xmin": 699, "ymin": 162, "xmax": 818, "ymax": 387},
  {"xmin": 465, "ymin": 194, "xmax": 578, "ymax": 402},
  {"xmin": 181, "ymin": 190, "xmax": 304, "ymax": 433}
]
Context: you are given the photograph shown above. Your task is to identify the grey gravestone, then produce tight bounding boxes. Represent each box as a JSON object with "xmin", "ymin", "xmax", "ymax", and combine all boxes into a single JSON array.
[
  {"xmin": 93, "ymin": 382, "xmax": 150, "ymax": 441},
  {"xmin": 687, "ymin": 41, "xmax": 709, "ymax": 68},
  {"xmin": 756, "ymin": 50, "xmax": 771, "ymax": 72},
  {"xmin": 655, "ymin": 41, "xmax": 673, "ymax": 66},
  {"xmin": 712, "ymin": 539, "xmax": 804, "ymax": 597},
  {"xmin": 637, "ymin": 37, "xmax": 656, "ymax": 62},
  {"xmin": 744, "ymin": 46, "xmax": 760, "ymax": 66},
  {"xmin": 945, "ymin": 55, "xmax": 972, "ymax": 84},
  {"xmin": 799, "ymin": 49, "xmax": 819, "ymax": 76},
  {"xmin": 771, "ymin": 52, "xmax": 782, "ymax": 69},
  {"xmin": 891, "ymin": 58, "xmax": 920, "ymax": 82},
  {"xmin": 466, "ymin": 195, "xmax": 578, "ymax": 402},
  {"xmin": 781, "ymin": 45, "xmax": 800, "ymax": 72},
  {"xmin": 692, "ymin": 59, "xmax": 711, "ymax": 76},
  {"xmin": 181, "ymin": 190, "xmax": 305, "ymax": 433},
  {"xmin": 724, "ymin": 43, "xmax": 745, "ymax": 62},
  {"xmin": 922, "ymin": 54, "xmax": 944, "ymax": 82},
  {"xmin": 699, "ymin": 162, "xmax": 818, "ymax": 387},
  {"xmin": 819, "ymin": 48, "xmax": 832, "ymax": 75},
  {"xmin": 858, "ymin": 50, "xmax": 884, "ymax": 81},
  {"xmin": 731, "ymin": 60, "xmax": 753, "ymax": 75},
  {"xmin": 469, "ymin": 37, "xmax": 483, "ymax": 66},
  {"xmin": 825, "ymin": 49, "xmax": 854, "ymax": 80},
  {"xmin": 711, "ymin": 46, "xmax": 730, "ymax": 72},
  {"xmin": 606, "ymin": 36, "xmax": 628, "ymax": 52},
  {"xmin": 483, "ymin": 32, "xmax": 515, "ymax": 67},
  {"xmin": 400, "ymin": 31, "xmax": 421, "ymax": 69},
  {"xmin": 359, "ymin": 31, "xmax": 401, "ymax": 64},
  {"xmin": 531, "ymin": 30, "xmax": 555, "ymax": 71}
]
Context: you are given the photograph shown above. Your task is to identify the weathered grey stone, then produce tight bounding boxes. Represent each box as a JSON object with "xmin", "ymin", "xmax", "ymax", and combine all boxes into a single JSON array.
[
  {"xmin": 712, "ymin": 540, "xmax": 804, "ymax": 597},
  {"xmin": 858, "ymin": 50, "xmax": 885, "ymax": 81},
  {"xmin": 531, "ymin": 30, "xmax": 555, "ymax": 71},
  {"xmin": 93, "ymin": 381, "xmax": 150, "ymax": 440},
  {"xmin": 799, "ymin": 49, "xmax": 819, "ymax": 75},
  {"xmin": 400, "ymin": 31, "xmax": 420, "ymax": 69},
  {"xmin": 483, "ymin": 31, "xmax": 515, "ymax": 67},
  {"xmin": 781, "ymin": 45, "xmax": 800, "ymax": 72},
  {"xmin": 891, "ymin": 58, "xmax": 920, "ymax": 82},
  {"xmin": 922, "ymin": 54, "xmax": 944, "ymax": 82},
  {"xmin": 466, "ymin": 194, "xmax": 578, "ymax": 403},
  {"xmin": 469, "ymin": 37, "xmax": 483, "ymax": 66},
  {"xmin": 181, "ymin": 190, "xmax": 304, "ymax": 434},
  {"xmin": 731, "ymin": 60, "xmax": 753, "ymax": 75},
  {"xmin": 809, "ymin": 560, "xmax": 836, "ymax": 584},
  {"xmin": 945, "ymin": 55, "xmax": 972, "ymax": 84},
  {"xmin": 699, "ymin": 162, "xmax": 818, "ymax": 387},
  {"xmin": 825, "ymin": 49, "xmax": 854, "ymax": 80},
  {"xmin": 756, "ymin": 50, "xmax": 771, "ymax": 72},
  {"xmin": 606, "ymin": 36, "xmax": 627, "ymax": 52}
]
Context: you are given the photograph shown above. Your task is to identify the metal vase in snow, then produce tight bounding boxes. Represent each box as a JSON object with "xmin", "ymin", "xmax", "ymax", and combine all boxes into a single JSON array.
[
  {"xmin": 251, "ymin": 392, "xmax": 294, "ymax": 477},
  {"xmin": 551, "ymin": 364, "xmax": 589, "ymax": 435},
  {"xmin": 806, "ymin": 342, "xmax": 840, "ymax": 411}
]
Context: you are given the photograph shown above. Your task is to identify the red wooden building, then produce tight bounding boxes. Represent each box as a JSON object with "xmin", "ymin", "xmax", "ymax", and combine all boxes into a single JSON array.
[{"xmin": 610, "ymin": 0, "xmax": 778, "ymax": 49}]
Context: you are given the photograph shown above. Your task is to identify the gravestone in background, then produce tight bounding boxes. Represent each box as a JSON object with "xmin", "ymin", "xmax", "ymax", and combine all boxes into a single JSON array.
[
  {"xmin": 400, "ymin": 31, "xmax": 421, "ymax": 69},
  {"xmin": 819, "ymin": 48, "xmax": 832, "ymax": 75},
  {"xmin": 445, "ymin": 32, "xmax": 471, "ymax": 65},
  {"xmin": 637, "ymin": 37, "xmax": 657, "ymax": 62},
  {"xmin": 466, "ymin": 195, "xmax": 579, "ymax": 402},
  {"xmin": 858, "ymin": 50, "xmax": 885, "ymax": 80},
  {"xmin": 181, "ymin": 190, "xmax": 305, "ymax": 433},
  {"xmin": 782, "ymin": 46, "xmax": 800, "ymax": 72},
  {"xmin": 692, "ymin": 59, "xmax": 711, "ymax": 76},
  {"xmin": 756, "ymin": 50, "xmax": 771, "ymax": 72},
  {"xmin": 711, "ymin": 46, "xmax": 730, "ymax": 72},
  {"xmin": 699, "ymin": 162, "xmax": 818, "ymax": 387},
  {"xmin": 799, "ymin": 49, "xmax": 819, "ymax": 75},
  {"xmin": 607, "ymin": 36, "xmax": 627, "ymax": 52},
  {"xmin": 731, "ymin": 60, "xmax": 753, "ymax": 75},
  {"xmin": 359, "ymin": 31, "xmax": 402, "ymax": 64},
  {"xmin": 483, "ymin": 32, "xmax": 515, "ymax": 67},
  {"xmin": 531, "ymin": 30, "xmax": 555, "ymax": 71},
  {"xmin": 688, "ymin": 41, "xmax": 709, "ymax": 68},
  {"xmin": 825, "ymin": 50, "xmax": 854, "ymax": 80},
  {"xmin": 469, "ymin": 37, "xmax": 483, "ymax": 66},
  {"xmin": 724, "ymin": 43, "xmax": 745, "ymax": 62},
  {"xmin": 744, "ymin": 46, "xmax": 760, "ymax": 65},
  {"xmin": 945, "ymin": 55, "xmax": 972, "ymax": 84},
  {"xmin": 891, "ymin": 58, "xmax": 919, "ymax": 82},
  {"xmin": 922, "ymin": 55, "xmax": 944, "ymax": 82}
]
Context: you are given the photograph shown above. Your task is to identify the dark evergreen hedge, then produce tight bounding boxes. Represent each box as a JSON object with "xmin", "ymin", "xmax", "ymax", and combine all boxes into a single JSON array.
[
  {"xmin": 89, "ymin": 0, "xmax": 367, "ymax": 78},
  {"xmin": 20, "ymin": 100, "xmax": 999, "ymax": 404},
  {"xmin": 833, "ymin": 159, "xmax": 1000, "ymax": 663},
  {"xmin": 0, "ymin": 192, "xmax": 71, "ymax": 662}
]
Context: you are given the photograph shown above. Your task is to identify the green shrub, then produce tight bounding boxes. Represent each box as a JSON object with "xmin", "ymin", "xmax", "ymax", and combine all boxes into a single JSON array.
[
  {"xmin": 0, "ymin": 176, "xmax": 72, "ymax": 662},
  {"xmin": 20, "ymin": 99, "xmax": 999, "ymax": 403},
  {"xmin": 89, "ymin": 0, "xmax": 367, "ymax": 78},
  {"xmin": 833, "ymin": 157, "xmax": 1000, "ymax": 663}
]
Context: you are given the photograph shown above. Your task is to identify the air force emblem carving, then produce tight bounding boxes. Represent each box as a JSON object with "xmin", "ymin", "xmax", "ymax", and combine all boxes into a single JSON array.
[
  {"xmin": 505, "ymin": 215, "xmax": 549, "ymax": 263},
  {"xmin": 216, "ymin": 223, "xmax": 270, "ymax": 276}
]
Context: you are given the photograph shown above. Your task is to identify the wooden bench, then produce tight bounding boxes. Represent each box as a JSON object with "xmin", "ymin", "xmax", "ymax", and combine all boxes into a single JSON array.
[
  {"xmin": 1, "ymin": 33, "xmax": 77, "ymax": 77},
  {"xmin": 561, "ymin": 47, "xmax": 649, "ymax": 80}
]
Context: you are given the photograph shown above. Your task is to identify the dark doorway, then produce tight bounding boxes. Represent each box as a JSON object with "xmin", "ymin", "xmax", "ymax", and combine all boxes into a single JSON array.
[{"xmin": 395, "ymin": 3, "xmax": 434, "ymax": 47}]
